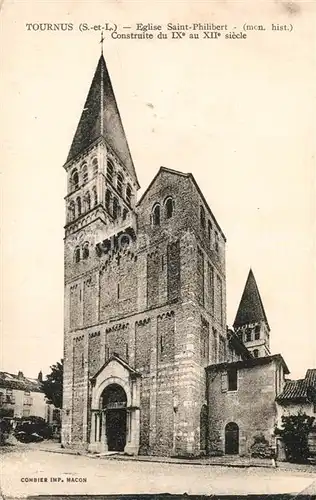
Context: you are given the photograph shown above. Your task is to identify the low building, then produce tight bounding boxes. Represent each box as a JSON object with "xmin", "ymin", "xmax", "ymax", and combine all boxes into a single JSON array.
[
  {"xmin": 276, "ymin": 369, "xmax": 316, "ymax": 421},
  {"xmin": 0, "ymin": 370, "xmax": 56, "ymax": 422},
  {"xmin": 206, "ymin": 354, "xmax": 289, "ymax": 456},
  {"xmin": 276, "ymin": 369, "xmax": 316, "ymax": 456}
]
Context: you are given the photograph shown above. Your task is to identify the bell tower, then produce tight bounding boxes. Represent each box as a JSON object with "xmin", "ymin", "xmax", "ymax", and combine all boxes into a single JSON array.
[
  {"xmin": 233, "ymin": 269, "xmax": 271, "ymax": 358},
  {"xmin": 64, "ymin": 54, "xmax": 139, "ymax": 242},
  {"xmin": 62, "ymin": 53, "xmax": 140, "ymax": 446}
]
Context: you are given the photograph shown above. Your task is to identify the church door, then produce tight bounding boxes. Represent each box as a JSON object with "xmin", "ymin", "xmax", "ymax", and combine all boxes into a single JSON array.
[
  {"xmin": 102, "ymin": 384, "xmax": 127, "ymax": 452},
  {"xmin": 225, "ymin": 422, "xmax": 239, "ymax": 455}
]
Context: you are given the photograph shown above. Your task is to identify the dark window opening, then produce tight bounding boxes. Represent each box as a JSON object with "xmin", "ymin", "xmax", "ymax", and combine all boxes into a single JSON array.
[
  {"xmin": 122, "ymin": 208, "xmax": 128, "ymax": 220},
  {"xmin": 82, "ymin": 164, "xmax": 88, "ymax": 183},
  {"xmin": 83, "ymin": 245, "xmax": 89, "ymax": 260},
  {"xmin": 93, "ymin": 187, "xmax": 97, "ymax": 207},
  {"xmin": 107, "ymin": 160, "xmax": 114, "ymax": 183},
  {"xmin": 200, "ymin": 206, "xmax": 206, "ymax": 229},
  {"xmin": 152, "ymin": 204, "xmax": 161, "ymax": 226},
  {"xmin": 253, "ymin": 349, "xmax": 259, "ymax": 358},
  {"xmin": 105, "ymin": 190, "xmax": 111, "ymax": 212},
  {"xmin": 254, "ymin": 325, "xmax": 260, "ymax": 340},
  {"xmin": 165, "ymin": 197, "xmax": 174, "ymax": 219},
  {"xmin": 208, "ymin": 220, "xmax": 212, "ymax": 242},
  {"xmin": 215, "ymin": 231, "xmax": 219, "ymax": 252},
  {"xmin": 160, "ymin": 333, "xmax": 164, "ymax": 353},
  {"xmin": 197, "ymin": 246, "xmax": 205, "ymax": 307},
  {"xmin": 208, "ymin": 263, "xmax": 214, "ymax": 314},
  {"xmin": 245, "ymin": 328, "xmax": 252, "ymax": 342},
  {"xmin": 113, "ymin": 198, "xmax": 120, "ymax": 220},
  {"xmin": 126, "ymin": 184, "xmax": 132, "ymax": 205},
  {"xmin": 85, "ymin": 192, "xmax": 91, "ymax": 211},
  {"xmin": 69, "ymin": 202, "xmax": 75, "ymax": 221},
  {"xmin": 117, "ymin": 173, "xmax": 124, "ymax": 195},
  {"xmin": 75, "ymin": 248, "xmax": 80, "ymax": 263},
  {"xmin": 71, "ymin": 170, "xmax": 79, "ymax": 190},
  {"xmin": 117, "ymin": 283, "xmax": 120, "ymax": 299},
  {"xmin": 92, "ymin": 157, "xmax": 98, "ymax": 176},
  {"xmin": 76, "ymin": 197, "xmax": 81, "ymax": 216},
  {"xmin": 200, "ymin": 317, "xmax": 209, "ymax": 360},
  {"xmin": 227, "ymin": 367, "xmax": 238, "ymax": 391}
]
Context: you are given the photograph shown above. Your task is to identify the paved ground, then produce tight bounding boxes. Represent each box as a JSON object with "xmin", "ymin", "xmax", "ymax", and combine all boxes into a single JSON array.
[{"xmin": 1, "ymin": 445, "xmax": 315, "ymax": 498}]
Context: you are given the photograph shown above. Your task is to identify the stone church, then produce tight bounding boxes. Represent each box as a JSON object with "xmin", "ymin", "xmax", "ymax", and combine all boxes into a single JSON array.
[{"xmin": 62, "ymin": 54, "xmax": 289, "ymax": 457}]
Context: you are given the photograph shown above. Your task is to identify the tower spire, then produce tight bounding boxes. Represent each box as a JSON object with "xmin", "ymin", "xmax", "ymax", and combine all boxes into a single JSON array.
[
  {"xmin": 100, "ymin": 32, "xmax": 104, "ymax": 135},
  {"xmin": 100, "ymin": 31, "xmax": 104, "ymax": 55},
  {"xmin": 65, "ymin": 51, "xmax": 140, "ymax": 188}
]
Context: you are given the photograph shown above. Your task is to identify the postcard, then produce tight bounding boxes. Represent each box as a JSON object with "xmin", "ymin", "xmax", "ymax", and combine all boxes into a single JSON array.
[{"xmin": 1, "ymin": 0, "xmax": 315, "ymax": 498}]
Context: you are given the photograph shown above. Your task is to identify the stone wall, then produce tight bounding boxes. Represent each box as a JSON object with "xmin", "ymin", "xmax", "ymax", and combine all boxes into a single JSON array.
[{"xmin": 207, "ymin": 359, "xmax": 279, "ymax": 456}]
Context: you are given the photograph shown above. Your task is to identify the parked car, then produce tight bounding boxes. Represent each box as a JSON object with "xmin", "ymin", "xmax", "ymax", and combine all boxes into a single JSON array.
[
  {"xmin": 14, "ymin": 431, "xmax": 44, "ymax": 443},
  {"xmin": 14, "ymin": 416, "xmax": 52, "ymax": 442}
]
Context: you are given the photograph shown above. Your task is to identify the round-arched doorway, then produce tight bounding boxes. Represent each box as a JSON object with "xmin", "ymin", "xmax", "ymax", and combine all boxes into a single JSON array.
[
  {"xmin": 224, "ymin": 422, "xmax": 239, "ymax": 455},
  {"xmin": 101, "ymin": 384, "xmax": 127, "ymax": 452}
]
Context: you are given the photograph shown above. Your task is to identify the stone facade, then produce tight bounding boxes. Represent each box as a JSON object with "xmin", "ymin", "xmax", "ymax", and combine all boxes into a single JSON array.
[
  {"xmin": 61, "ymin": 54, "xmax": 228, "ymax": 456},
  {"xmin": 61, "ymin": 53, "xmax": 297, "ymax": 459},
  {"xmin": 0, "ymin": 371, "xmax": 56, "ymax": 422},
  {"xmin": 206, "ymin": 355, "xmax": 289, "ymax": 456}
]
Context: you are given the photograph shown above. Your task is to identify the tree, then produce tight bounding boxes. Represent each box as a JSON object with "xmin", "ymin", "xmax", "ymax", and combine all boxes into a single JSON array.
[
  {"xmin": 42, "ymin": 359, "xmax": 63, "ymax": 409},
  {"xmin": 275, "ymin": 412, "xmax": 315, "ymax": 463}
]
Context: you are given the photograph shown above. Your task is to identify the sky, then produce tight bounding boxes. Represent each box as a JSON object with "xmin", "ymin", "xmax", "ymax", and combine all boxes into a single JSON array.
[{"xmin": 1, "ymin": 0, "xmax": 315, "ymax": 380}]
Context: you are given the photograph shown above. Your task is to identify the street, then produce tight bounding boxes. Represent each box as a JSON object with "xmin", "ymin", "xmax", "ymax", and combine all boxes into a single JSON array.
[{"xmin": 1, "ymin": 446, "xmax": 315, "ymax": 498}]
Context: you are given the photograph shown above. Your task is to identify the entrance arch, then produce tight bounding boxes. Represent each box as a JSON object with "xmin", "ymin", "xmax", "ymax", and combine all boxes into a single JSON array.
[
  {"xmin": 225, "ymin": 422, "xmax": 239, "ymax": 455},
  {"xmin": 101, "ymin": 383, "xmax": 127, "ymax": 452}
]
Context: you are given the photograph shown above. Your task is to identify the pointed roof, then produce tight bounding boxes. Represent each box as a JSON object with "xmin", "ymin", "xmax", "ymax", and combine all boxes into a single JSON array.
[
  {"xmin": 233, "ymin": 269, "xmax": 270, "ymax": 330},
  {"xmin": 66, "ymin": 55, "xmax": 139, "ymax": 188},
  {"xmin": 90, "ymin": 354, "xmax": 141, "ymax": 382}
]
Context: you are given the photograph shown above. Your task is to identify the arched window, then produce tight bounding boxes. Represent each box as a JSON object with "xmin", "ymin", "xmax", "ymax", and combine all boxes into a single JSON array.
[
  {"xmin": 253, "ymin": 349, "xmax": 259, "ymax": 358},
  {"xmin": 117, "ymin": 173, "xmax": 124, "ymax": 195},
  {"xmin": 71, "ymin": 169, "xmax": 79, "ymax": 191},
  {"xmin": 92, "ymin": 186, "xmax": 97, "ymax": 207},
  {"xmin": 85, "ymin": 192, "xmax": 91, "ymax": 212},
  {"xmin": 126, "ymin": 184, "xmax": 132, "ymax": 205},
  {"xmin": 68, "ymin": 201, "xmax": 75, "ymax": 222},
  {"xmin": 92, "ymin": 157, "xmax": 98, "ymax": 176},
  {"xmin": 254, "ymin": 325, "xmax": 260, "ymax": 340},
  {"xmin": 113, "ymin": 197, "xmax": 120, "ymax": 220},
  {"xmin": 83, "ymin": 243, "xmax": 89, "ymax": 260},
  {"xmin": 215, "ymin": 231, "xmax": 219, "ymax": 252},
  {"xmin": 107, "ymin": 159, "xmax": 114, "ymax": 183},
  {"xmin": 200, "ymin": 206, "xmax": 206, "ymax": 229},
  {"xmin": 152, "ymin": 204, "xmax": 161, "ymax": 226},
  {"xmin": 105, "ymin": 189, "xmax": 111, "ymax": 212},
  {"xmin": 82, "ymin": 163, "xmax": 88, "ymax": 184},
  {"xmin": 208, "ymin": 220, "xmax": 212, "ymax": 242},
  {"xmin": 75, "ymin": 247, "xmax": 81, "ymax": 263},
  {"xmin": 76, "ymin": 196, "xmax": 82, "ymax": 216},
  {"xmin": 245, "ymin": 328, "xmax": 252, "ymax": 342},
  {"xmin": 122, "ymin": 208, "xmax": 128, "ymax": 221},
  {"xmin": 164, "ymin": 197, "xmax": 174, "ymax": 219}
]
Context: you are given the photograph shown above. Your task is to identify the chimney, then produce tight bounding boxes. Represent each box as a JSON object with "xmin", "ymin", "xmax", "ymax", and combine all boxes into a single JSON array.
[
  {"xmin": 38, "ymin": 371, "xmax": 43, "ymax": 382},
  {"xmin": 17, "ymin": 371, "xmax": 24, "ymax": 379}
]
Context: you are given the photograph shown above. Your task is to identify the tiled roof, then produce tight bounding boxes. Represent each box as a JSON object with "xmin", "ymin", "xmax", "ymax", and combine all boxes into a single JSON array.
[
  {"xmin": 276, "ymin": 368, "xmax": 316, "ymax": 403},
  {"xmin": 276, "ymin": 379, "xmax": 308, "ymax": 403},
  {"xmin": 233, "ymin": 269, "xmax": 270, "ymax": 330},
  {"xmin": 305, "ymin": 369, "xmax": 316, "ymax": 386},
  {"xmin": 0, "ymin": 372, "xmax": 43, "ymax": 393}
]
